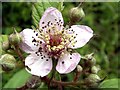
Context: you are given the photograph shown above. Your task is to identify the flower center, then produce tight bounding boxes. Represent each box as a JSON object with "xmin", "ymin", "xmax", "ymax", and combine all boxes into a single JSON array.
[
  {"xmin": 49, "ymin": 34, "xmax": 61, "ymax": 47},
  {"xmin": 35, "ymin": 23, "xmax": 76, "ymax": 58},
  {"xmin": 45, "ymin": 33, "xmax": 65, "ymax": 57}
]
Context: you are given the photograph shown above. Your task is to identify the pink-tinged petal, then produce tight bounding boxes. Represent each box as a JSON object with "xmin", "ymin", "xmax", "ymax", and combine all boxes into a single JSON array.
[
  {"xmin": 19, "ymin": 29, "xmax": 44, "ymax": 53},
  {"xmin": 39, "ymin": 7, "xmax": 64, "ymax": 31},
  {"xmin": 68, "ymin": 25, "xmax": 93, "ymax": 49},
  {"xmin": 56, "ymin": 52, "xmax": 81, "ymax": 74},
  {"xmin": 25, "ymin": 52, "xmax": 52, "ymax": 77}
]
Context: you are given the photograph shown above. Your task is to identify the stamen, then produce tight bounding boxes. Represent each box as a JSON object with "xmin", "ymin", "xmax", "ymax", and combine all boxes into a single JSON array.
[
  {"xmin": 36, "ymin": 33, "xmax": 38, "ymax": 36},
  {"xmin": 62, "ymin": 61, "xmax": 64, "ymax": 64},
  {"xmin": 36, "ymin": 21, "xmax": 76, "ymax": 58},
  {"xmin": 70, "ymin": 57, "xmax": 72, "ymax": 59}
]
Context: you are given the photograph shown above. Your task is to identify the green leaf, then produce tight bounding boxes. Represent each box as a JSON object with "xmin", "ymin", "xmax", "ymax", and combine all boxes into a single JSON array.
[
  {"xmin": 1, "ymin": 35, "xmax": 8, "ymax": 42},
  {"xmin": 99, "ymin": 78, "xmax": 119, "ymax": 88},
  {"xmin": 3, "ymin": 69, "xmax": 32, "ymax": 88},
  {"xmin": 32, "ymin": 1, "xmax": 64, "ymax": 28}
]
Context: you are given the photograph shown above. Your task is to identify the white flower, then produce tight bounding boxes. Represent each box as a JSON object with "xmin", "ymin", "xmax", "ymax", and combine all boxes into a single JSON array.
[{"xmin": 20, "ymin": 7, "xmax": 93, "ymax": 77}]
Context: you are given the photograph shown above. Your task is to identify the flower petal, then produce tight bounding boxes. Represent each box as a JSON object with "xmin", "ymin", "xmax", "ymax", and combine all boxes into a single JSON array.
[
  {"xmin": 56, "ymin": 52, "xmax": 81, "ymax": 74},
  {"xmin": 25, "ymin": 52, "xmax": 52, "ymax": 77},
  {"xmin": 39, "ymin": 7, "xmax": 64, "ymax": 31},
  {"xmin": 68, "ymin": 25, "xmax": 93, "ymax": 49},
  {"xmin": 19, "ymin": 29, "xmax": 44, "ymax": 53}
]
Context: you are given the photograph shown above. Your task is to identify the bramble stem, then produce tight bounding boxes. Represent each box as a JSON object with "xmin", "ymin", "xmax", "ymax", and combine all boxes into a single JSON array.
[
  {"xmin": 14, "ymin": 45, "xmax": 24, "ymax": 62},
  {"xmin": 73, "ymin": 71, "xmax": 81, "ymax": 82},
  {"xmin": 48, "ymin": 58, "xmax": 57, "ymax": 90},
  {"xmin": 41, "ymin": 76, "xmax": 83, "ymax": 87}
]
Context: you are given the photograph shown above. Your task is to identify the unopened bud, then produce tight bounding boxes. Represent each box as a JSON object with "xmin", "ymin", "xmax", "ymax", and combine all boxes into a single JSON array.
[
  {"xmin": 9, "ymin": 29, "xmax": 22, "ymax": 45},
  {"xmin": 0, "ymin": 54, "xmax": 16, "ymax": 71},
  {"xmin": 1, "ymin": 35, "xmax": 10, "ymax": 50},
  {"xmin": 85, "ymin": 74, "xmax": 101, "ymax": 87},
  {"xmin": 77, "ymin": 65, "xmax": 83, "ymax": 72},
  {"xmin": 85, "ymin": 53, "xmax": 96, "ymax": 66},
  {"xmin": 2, "ymin": 41, "xmax": 9, "ymax": 50},
  {"xmin": 91, "ymin": 65, "xmax": 101, "ymax": 74},
  {"xmin": 70, "ymin": 7, "xmax": 85, "ymax": 22},
  {"xmin": 26, "ymin": 75, "xmax": 41, "ymax": 88}
]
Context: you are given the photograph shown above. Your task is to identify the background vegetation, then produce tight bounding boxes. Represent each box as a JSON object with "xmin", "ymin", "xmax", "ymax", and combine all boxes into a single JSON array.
[{"xmin": 1, "ymin": 2, "xmax": 119, "ymax": 89}]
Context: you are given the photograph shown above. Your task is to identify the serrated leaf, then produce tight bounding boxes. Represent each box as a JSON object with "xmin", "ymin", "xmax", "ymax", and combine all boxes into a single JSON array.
[
  {"xmin": 99, "ymin": 78, "xmax": 119, "ymax": 88},
  {"xmin": 3, "ymin": 69, "xmax": 32, "ymax": 88},
  {"xmin": 32, "ymin": 1, "xmax": 64, "ymax": 28}
]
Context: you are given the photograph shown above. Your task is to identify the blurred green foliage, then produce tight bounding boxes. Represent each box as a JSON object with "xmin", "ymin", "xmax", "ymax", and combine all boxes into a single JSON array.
[
  {"xmin": 1, "ymin": 2, "xmax": 119, "ymax": 88},
  {"xmin": 63, "ymin": 2, "xmax": 119, "ymax": 80}
]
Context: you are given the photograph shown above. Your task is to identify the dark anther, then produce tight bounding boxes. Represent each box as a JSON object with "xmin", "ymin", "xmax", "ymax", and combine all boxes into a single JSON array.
[
  {"xmin": 44, "ymin": 26, "xmax": 47, "ymax": 28},
  {"xmin": 25, "ymin": 66, "xmax": 31, "ymax": 71},
  {"xmin": 70, "ymin": 53, "xmax": 72, "ymax": 55},
  {"xmin": 32, "ymin": 38, "xmax": 36, "ymax": 42},
  {"xmin": 62, "ymin": 61, "xmax": 64, "ymax": 64},
  {"xmin": 36, "ymin": 33, "xmax": 38, "ymax": 36},
  {"xmin": 35, "ymin": 52, "xmax": 37, "ymax": 54},
  {"xmin": 48, "ymin": 29, "xmax": 50, "ymax": 32},
  {"xmin": 38, "ymin": 47, "xmax": 42, "ymax": 52},
  {"xmin": 40, "ymin": 41, "xmax": 42, "ymax": 44},
  {"xmin": 37, "ymin": 54, "xmax": 39, "ymax": 56}
]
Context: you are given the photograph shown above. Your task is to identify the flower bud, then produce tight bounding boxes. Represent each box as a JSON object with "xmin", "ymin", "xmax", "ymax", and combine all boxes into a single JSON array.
[
  {"xmin": 2, "ymin": 41, "xmax": 10, "ymax": 50},
  {"xmin": 9, "ymin": 30, "xmax": 22, "ymax": 45},
  {"xmin": 85, "ymin": 53, "xmax": 96, "ymax": 66},
  {"xmin": 91, "ymin": 65, "xmax": 101, "ymax": 74},
  {"xmin": 26, "ymin": 75, "xmax": 41, "ymax": 88},
  {"xmin": 85, "ymin": 74, "xmax": 101, "ymax": 87},
  {"xmin": 70, "ymin": 7, "xmax": 85, "ymax": 22},
  {"xmin": 1, "ymin": 35, "xmax": 10, "ymax": 50},
  {"xmin": 77, "ymin": 65, "xmax": 83, "ymax": 72},
  {"xmin": 0, "ymin": 54, "xmax": 16, "ymax": 71}
]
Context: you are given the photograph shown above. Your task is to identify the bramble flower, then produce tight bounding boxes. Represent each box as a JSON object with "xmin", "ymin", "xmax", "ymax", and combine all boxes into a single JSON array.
[{"xmin": 20, "ymin": 7, "xmax": 93, "ymax": 77}]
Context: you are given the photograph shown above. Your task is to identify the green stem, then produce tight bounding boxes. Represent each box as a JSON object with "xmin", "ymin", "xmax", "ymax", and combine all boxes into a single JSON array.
[
  {"xmin": 48, "ymin": 58, "xmax": 57, "ymax": 89},
  {"xmin": 41, "ymin": 76, "xmax": 84, "ymax": 87}
]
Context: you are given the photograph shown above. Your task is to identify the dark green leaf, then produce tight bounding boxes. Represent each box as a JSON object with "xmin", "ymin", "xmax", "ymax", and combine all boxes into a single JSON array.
[
  {"xmin": 32, "ymin": 1, "xmax": 64, "ymax": 28},
  {"xmin": 99, "ymin": 78, "xmax": 119, "ymax": 88},
  {"xmin": 3, "ymin": 69, "xmax": 31, "ymax": 88}
]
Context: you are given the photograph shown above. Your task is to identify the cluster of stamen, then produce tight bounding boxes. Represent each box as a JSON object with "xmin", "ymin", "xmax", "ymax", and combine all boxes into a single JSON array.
[{"xmin": 31, "ymin": 19, "xmax": 78, "ymax": 58}]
